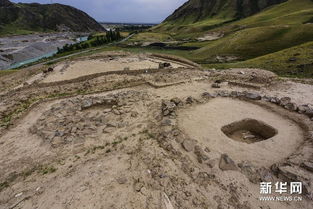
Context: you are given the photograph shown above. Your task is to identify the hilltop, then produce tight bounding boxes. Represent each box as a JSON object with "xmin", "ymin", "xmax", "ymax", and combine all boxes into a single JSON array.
[
  {"xmin": 164, "ymin": 0, "xmax": 287, "ymax": 25},
  {"xmin": 0, "ymin": 0, "xmax": 104, "ymax": 36}
]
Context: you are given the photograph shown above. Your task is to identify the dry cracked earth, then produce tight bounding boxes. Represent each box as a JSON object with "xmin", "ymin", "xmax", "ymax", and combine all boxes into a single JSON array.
[{"xmin": 0, "ymin": 52, "xmax": 313, "ymax": 209}]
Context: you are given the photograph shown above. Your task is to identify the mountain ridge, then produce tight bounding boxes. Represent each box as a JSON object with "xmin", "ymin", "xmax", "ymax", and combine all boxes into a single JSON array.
[
  {"xmin": 0, "ymin": 0, "xmax": 104, "ymax": 35},
  {"xmin": 164, "ymin": 0, "xmax": 288, "ymax": 24}
]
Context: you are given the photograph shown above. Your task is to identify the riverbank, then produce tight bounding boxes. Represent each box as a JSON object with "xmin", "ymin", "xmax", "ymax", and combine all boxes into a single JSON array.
[{"xmin": 0, "ymin": 32, "xmax": 88, "ymax": 70}]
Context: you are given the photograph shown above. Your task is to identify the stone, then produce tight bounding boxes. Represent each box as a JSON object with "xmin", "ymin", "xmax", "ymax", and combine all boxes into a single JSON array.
[
  {"xmin": 71, "ymin": 127, "xmax": 78, "ymax": 133},
  {"xmin": 217, "ymin": 91, "xmax": 229, "ymax": 97},
  {"xmin": 262, "ymin": 96, "xmax": 271, "ymax": 102},
  {"xmin": 270, "ymin": 97, "xmax": 280, "ymax": 104},
  {"xmin": 238, "ymin": 161, "xmax": 259, "ymax": 183},
  {"xmin": 301, "ymin": 162, "xmax": 313, "ymax": 172},
  {"xmin": 230, "ymin": 91, "xmax": 239, "ymax": 97},
  {"xmin": 201, "ymin": 92, "xmax": 214, "ymax": 99},
  {"xmin": 158, "ymin": 62, "xmax": 171, "ymax": 69},
  {"xmin": 212, "ymin": 83, "xmax": 220, "ymax": 88},
  {"xmin": 81, "ymin": 99, "xmax": 93, "ymax": 109},
  {"xmin": 277, "ymin": 166, "xmax": 298, "ymax": 181},
  {"xmin": 182, "ymin": 139, "xmax": 195, "ymax": 152},
  {"xmin": 103, "ymin": 108, "xmax": 112, "ymax": 113},
  {"xmin": 194, "ymin": 145, "xmax": 209, "ymax": 163},
  {"xmin": 54, "ymin": 130, "xmax": 65, "ymax": 137},
  {"xmin": 116, "ymin": 177, "xmax": 128, "ymax": 184},
  {"xmin": 112, "ymin": 109, "xmax": 121, "ymax": 115},
  {"xmin": 170, "ymin": 97, "xmax": 183, "ymax": 106},
  {"xmin": 134, "ymin": 182, "xmax": 144, "ymax": 192},
  {"xmin": 298, "ymin": 105, "xmax": 309, "ymax": 114},
  {"xmin": 171, "ymin": 129, "xmax": 180, "ymax": 136},
  {"xmin": 305, "ymin": 108, "xmax": 313, "ymax": 117},
  {"xmin": 284, "ymin": 102, "xmax": 298, "ymax": 111},
  {"xmin": 215, "ymin": 80, "xmax": 223, "ymax": 84},
  {"xmin": 161, "ymin": 119, "xmax": 174, "ymax": 126},
  {"xmin": 164, "ymin": 62, "xmax": 171, "ymax": 68},
  {"xmin": 245, "ymin": 92, "xmax": 261, "ymax": 100},
  {"xmin": 107, "ymin": 122, "xmax": 117, "ymax": 128},
  {"xmin": 279, "ymin": 97, "xmax": 291, "ymax": 106},
  {"xmin": 130, "ymin": 111, "xmax": 138, "ymax": 117},
  {"xmin": 159, "ymin": 63, "xmax": 165, "ymax": 69},
  {"xmin": 258, "ymin": 167, "xmax": 274, "ymax": 182},
  {"xmin": 219, "ymin": 154, "xmax": 237, "ymax": 171},
  {"xmin": 204, "ymin": 147, "xmax": 210, "ymax": 153},
  {"xmin": 186, "ymin": 96, "xmax": 194, "ymax": 104},
  {"xmin": 162, "ymin": 101, "xmax": 176, "ymax": 116}
]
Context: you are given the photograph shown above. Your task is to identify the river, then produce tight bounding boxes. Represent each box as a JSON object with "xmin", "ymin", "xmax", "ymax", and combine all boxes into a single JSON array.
[{"xmin": 8, "ymin": 36, "xmax": 88, "ymax": 69}]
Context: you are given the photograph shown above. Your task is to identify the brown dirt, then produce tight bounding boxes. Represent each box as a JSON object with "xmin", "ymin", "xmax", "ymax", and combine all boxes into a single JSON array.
[{"xmin": 0, "ymin": 52, "xmax": 313, "ymax": 209}]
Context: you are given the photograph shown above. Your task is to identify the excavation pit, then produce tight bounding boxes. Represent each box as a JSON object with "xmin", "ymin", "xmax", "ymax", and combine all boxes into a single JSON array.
[
  {"xmin": 178, "ymin": 98, "xmax": 304, "ymax": 166},
  {"xmin": 221, "ymin": 119, "xmax": 278, "ymax": 144}
]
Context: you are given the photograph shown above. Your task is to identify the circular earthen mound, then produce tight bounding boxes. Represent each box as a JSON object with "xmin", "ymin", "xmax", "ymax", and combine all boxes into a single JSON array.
[{"xmin": 178, "ymin": 97, "xmax": 304, "ymax": 167}]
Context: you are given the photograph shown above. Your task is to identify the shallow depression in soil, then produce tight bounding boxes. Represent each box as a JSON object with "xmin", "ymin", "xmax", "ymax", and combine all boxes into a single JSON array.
[{"xmin": 178, "ymin": 98, "xmax": 304, "ymax": 167}]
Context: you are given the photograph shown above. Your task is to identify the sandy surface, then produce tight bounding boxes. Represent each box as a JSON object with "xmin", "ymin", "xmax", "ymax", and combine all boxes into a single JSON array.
[
  {"xmin": 178, "ymin": 98, "xmax": 304, "ymax": 167},
  {"xmin": 264, "ymin": 81, "xmax": 313, "ymax": 105},
  {"xmin": 197, "ymin": 32, "xmax": 224, "ymax": 41},
  {"xmin": 41, "ymin": 55, "xmax": 186, "ymax": 83}
]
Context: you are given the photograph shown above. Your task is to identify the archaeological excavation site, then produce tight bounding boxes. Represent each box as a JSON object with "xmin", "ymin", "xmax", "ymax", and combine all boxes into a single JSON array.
[{"xmin": 0, "ymin": 52, "xmax": 313, "ymax": 209}]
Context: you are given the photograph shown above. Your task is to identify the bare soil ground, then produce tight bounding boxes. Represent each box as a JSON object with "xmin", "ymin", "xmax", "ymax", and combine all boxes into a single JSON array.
[{"xmin": 0, "ymin": 53, "xmax": 312, "ymax": 209}]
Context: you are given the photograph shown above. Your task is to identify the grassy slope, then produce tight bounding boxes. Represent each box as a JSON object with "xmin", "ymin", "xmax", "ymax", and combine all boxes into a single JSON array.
[
  {"xmin": 203, "ymin": 41, "xmax": 313, "ymax": 78},
  {"xmin": 128, "ymin": 32, "xmax": 174, "ymax": 43},
  {"xmin": 0, "ymin": 69, "xmax": 18, "ymax": 77},
  {"xmin": 191, "ymin": 24, "xmax": 313, "ymax": 62},
  {"xmin": 144, "ymin": 0, "xmax": 313, "ymax": 77},
  {"xmin": 186, "ymin": 0, "xmax": 313, "ymax": 62}
]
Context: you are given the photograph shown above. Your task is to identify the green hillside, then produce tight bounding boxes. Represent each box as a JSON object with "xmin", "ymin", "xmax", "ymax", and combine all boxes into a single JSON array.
[
  {"xmin": 0, "ymin": 0, "xmax": 104, "ymax": 36},
  {"xmin": 204, "ymin": 41, "xmax": 313, "ymax": 78},
  {"xmin": 137, "ymin": 0, "xmax": 312, "ymax": 78}
]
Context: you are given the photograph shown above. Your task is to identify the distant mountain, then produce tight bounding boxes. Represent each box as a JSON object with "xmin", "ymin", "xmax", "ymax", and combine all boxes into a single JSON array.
[
  {"xmin": 0, "ymin": 0, "xmax": 104, "ymax": 35},
  {"xmin": 164, "ymin": 0, "xmax": 287, "ymax": 24}
]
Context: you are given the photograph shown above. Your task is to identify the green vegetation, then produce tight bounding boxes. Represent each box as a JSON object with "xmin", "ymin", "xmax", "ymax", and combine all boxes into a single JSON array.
[
  {"xmin": 0, "ymin": 0, "xmax": 104, "ymax": 36},
  {"xmin": 191, "ymin": 24, "xmax": 313, "ymax": 62},
  {"xmin": 139, "ymin": 0, "xmax": 313, "ymax": 78},
  {"xmin": 204, "ymin": 41, "xmax": 313, "ymax": 78},
  {"xmin": 0, "ymin": 24, "xmax": 38, "ymax": 36},
  {"xmin": 38, "ymin": 165, "xmax": 57, "ymax": 175},
  {"xmin": 0, "ymin": 69, "xmax": 18, "ymax": 77},
  {"xmin": 57, "ymin": 30, "xmax": 122, "ymax": 54},
  {"xmin": 0, "ymin": 163, "xmax": 57, "ymax": 192},
  {"xmin": 128, "ymin": 32, "xmax": 174, "ymax": 42}
]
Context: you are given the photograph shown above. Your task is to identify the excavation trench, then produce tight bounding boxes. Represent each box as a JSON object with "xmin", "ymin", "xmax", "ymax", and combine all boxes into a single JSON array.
[{"xmin": 221, "ymin": 118, "xmax": 278, "ymax": 144}]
